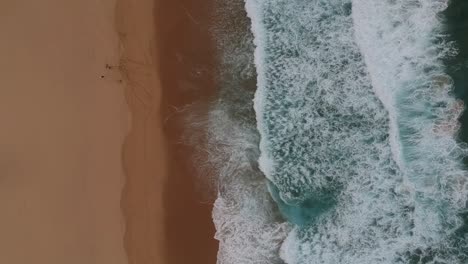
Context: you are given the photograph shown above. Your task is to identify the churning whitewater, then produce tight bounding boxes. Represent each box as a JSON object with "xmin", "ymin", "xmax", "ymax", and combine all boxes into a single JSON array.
[{"xmin": 207, "ymin": 0, "xmax": 468, "ymax": 263}]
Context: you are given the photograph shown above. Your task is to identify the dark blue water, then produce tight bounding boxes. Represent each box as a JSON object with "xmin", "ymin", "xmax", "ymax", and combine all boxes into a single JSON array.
[{"xmin": 444, "ymin": 0, "xmax": 468, "ymax": 149}]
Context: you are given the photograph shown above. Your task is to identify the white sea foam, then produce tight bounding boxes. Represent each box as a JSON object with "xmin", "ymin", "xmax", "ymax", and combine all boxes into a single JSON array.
[
  {"xmin": 244, "ymin": 0, "xmax": 468, "ymax": 263},
  {"xmin": 209, "ymin": 1, "xmax": 291, "ymax": 263},
  {"xmin": 245, "ymin": 0, "xmax": 274, "ymax": 181},
  {"xmin": 352, "ymin": 0, "xmax": 468, "ymax": 238},
  {"xmin": 209, "ymin": 107, "xmax": 290, "ymax": 264}
]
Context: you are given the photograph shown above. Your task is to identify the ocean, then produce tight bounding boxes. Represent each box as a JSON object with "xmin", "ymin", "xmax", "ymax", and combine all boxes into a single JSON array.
[{"xmin": 206, "ymin": 0, "xmax": 468, "ymax": 263}]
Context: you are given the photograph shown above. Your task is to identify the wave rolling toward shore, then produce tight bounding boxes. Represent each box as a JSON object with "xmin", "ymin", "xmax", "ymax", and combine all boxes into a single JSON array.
[{"xmin": 205, "ymin": 0, "xmax": 468, "ymax": 263}]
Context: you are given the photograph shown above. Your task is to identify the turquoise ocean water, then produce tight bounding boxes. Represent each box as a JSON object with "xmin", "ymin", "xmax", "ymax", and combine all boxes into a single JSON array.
[{"xmin": 206, "ymin": 1, "xmax": 468, "ymax": 263}]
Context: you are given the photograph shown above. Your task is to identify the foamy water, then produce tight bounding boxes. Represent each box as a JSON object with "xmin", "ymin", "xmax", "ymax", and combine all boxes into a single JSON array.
[{"xmin": 208, "ymin": 0, "xmax": 468, "ymax": 263}]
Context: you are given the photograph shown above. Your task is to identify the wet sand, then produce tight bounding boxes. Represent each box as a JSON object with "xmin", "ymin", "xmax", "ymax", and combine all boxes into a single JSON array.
[
  {"xmin": 117, "ymin": 0, "xmax": 167, "ymax": 263},
  {"xmin": 119, "ymin": 0, "xmax": 219, "ymax": 263},
  {"xmin": 159, "ymin": 1, "xmax": 219, "ymax": 264}
]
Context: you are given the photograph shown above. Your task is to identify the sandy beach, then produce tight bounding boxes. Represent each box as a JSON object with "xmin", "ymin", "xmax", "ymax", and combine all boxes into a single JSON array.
[
  {"xmin": 117, "ymin": 0, "xmax": 167, "ymax": 263},
  {"xmin": 0, "ymin": 0, "xmax": 128, "ymax": 263},
  {"xmin": 0, "ymin": 0, "xmax": 217, "ymax": 263}
]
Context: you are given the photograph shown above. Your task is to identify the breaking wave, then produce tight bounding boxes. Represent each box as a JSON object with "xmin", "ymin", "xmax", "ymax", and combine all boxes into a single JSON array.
[{"xmin": 208, "ymin": 0, "xmax": 468, "ymax": 263}]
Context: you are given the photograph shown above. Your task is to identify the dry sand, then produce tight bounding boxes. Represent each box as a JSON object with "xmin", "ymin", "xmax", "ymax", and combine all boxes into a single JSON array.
[{"xmin": 0, "ymin": 0, "xmax": 128, "ymax": 263}]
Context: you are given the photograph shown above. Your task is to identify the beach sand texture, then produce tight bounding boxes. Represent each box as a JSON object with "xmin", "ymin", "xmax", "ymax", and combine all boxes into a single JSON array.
[
  {"xmin": 0, "ymin": 0, "xmax": 217, "ymax": 263},
  {"xmin": 0, "ymin": 0, "xmax": 128, "ymax": 263},
  {"xmin": 117, "ymin": 0, "xmax": 167, "ymax": 263}
]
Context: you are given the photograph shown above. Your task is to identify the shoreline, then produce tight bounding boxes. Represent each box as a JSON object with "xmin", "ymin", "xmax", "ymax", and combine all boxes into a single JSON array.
[
  {"xmin": 159, "ymin": 1, "xmax": 219, "ymax": 264},
  {"xmin": 0, "ymin": 0, "xmax": 218, "ymax": 263},
  {"xmin": 118, "ymin": 0, "xmax": 219, "ymax": 263},
  {"xmin": 116, "ymin": 0, "xmax": 167, "ymax": 263}
]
